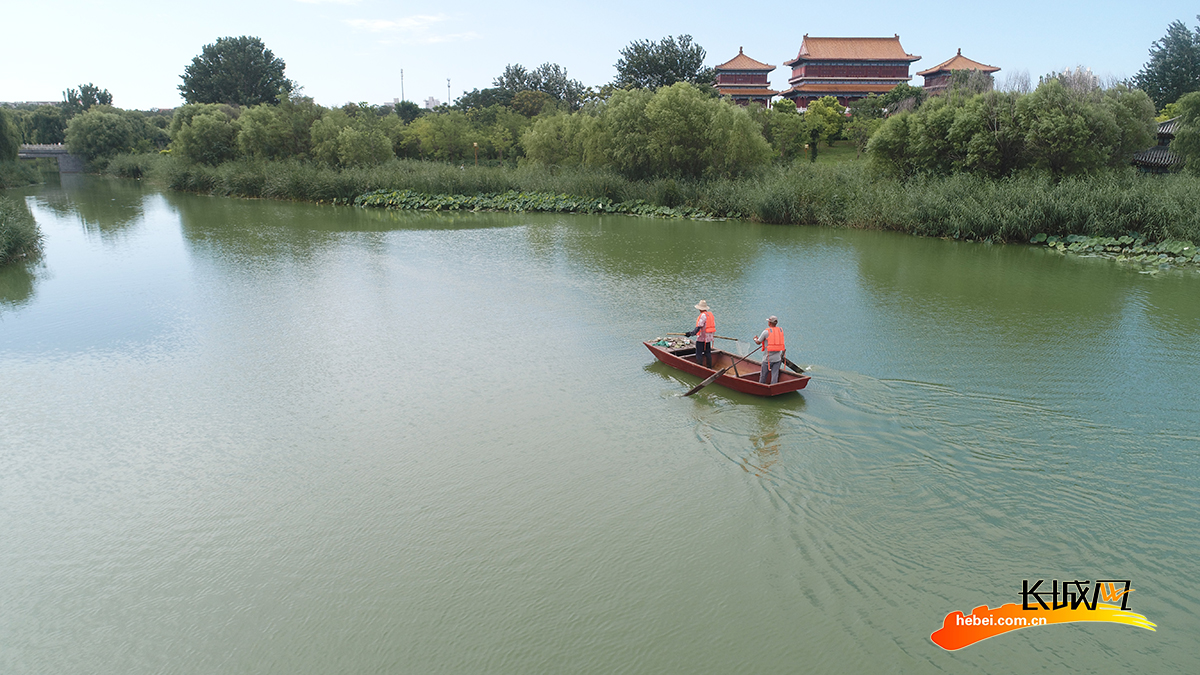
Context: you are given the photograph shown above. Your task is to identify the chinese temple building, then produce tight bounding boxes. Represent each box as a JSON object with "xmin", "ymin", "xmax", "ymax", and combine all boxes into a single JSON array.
[
  {"xmin": 781, "ymin": 34, "xmax": 920, "ymax": 108},
  {"xmin": 917, "ymin": 49, "xmax": 1000, "ymax": 95},
  {"xmin": 1132, "ymin": 117, "xmax": 1183, "ymax": 173},
  {"xmin": 714, "ymin": 47, "xmax": 778, "ymax": 105}
]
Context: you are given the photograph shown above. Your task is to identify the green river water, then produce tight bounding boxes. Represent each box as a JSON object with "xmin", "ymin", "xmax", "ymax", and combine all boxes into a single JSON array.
[{"xmin": 2, "ymin": 175, "xmax": 1198, "ymax": 673}]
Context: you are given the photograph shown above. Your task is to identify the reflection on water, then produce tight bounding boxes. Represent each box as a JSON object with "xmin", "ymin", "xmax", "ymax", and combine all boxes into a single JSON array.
[
  {"xmin": 2, "ymin": 176, "xmax": 1199, "ymax": 675},
  {"xmin": 0, "ymin": 258, "xmax": 38, "ymax": 311},
  {"xmin": 32, "ymin": 173, "xmax": 149, "ymax": 242}
]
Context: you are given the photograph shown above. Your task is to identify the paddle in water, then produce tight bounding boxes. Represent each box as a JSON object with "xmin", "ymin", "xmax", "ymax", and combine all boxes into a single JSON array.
[{"xmin": 682, "ymin": 345, "xmax": 762, "ymax": 397}]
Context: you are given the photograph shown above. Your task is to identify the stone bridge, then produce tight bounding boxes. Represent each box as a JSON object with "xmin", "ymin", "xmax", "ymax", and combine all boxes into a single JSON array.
[{"xmin": 18, "ymin": 144, "xmax": 86, "ymax": 173}]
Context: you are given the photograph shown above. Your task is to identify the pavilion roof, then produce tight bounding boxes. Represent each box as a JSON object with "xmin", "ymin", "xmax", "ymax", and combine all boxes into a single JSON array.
[
  {"xmin": 716, "ymin": 47, "xmax": 776, "ymax": 72},
  {"xmin": 916, "ymin": 49, "xmax": 1000, "ymax": 76},
  {"xmin": 785, "ymin": 35, "xmax": 920, "ymax": 66},
  {"xmin": 1132, "ymin": 145, "xmax": 1181, "ymax": 169}
]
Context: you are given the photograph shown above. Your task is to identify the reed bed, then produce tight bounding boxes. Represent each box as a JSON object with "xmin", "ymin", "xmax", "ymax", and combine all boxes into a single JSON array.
[
  {"xmin": 107, "ymin": 153, "xmax": 1200, "ymax": 244},
  {"xmin": 0, "ymin": 197, "xmax": 42, "ymax": 264}
]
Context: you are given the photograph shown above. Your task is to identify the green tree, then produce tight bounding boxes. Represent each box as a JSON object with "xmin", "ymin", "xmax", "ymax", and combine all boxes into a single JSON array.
[
  {"xmin": 65, "ymin": 108, "xmax": 136, "ymax": 160},
  {"xmin": 170, "ymin": 104, "xmax": 241, "ymax": 165},
  {"xmin": 455, "ymin": 87, "xmax": 513, "ymax": 111},
  {"xmin": 0, "ymin": 108, "xmax": 20, "ymax": 161},
  {"xmin": 62, "ymin": 83, "xmax": 113, "ymax": 118},
  {"xmin": 523, "ymin": 83, "xmax": 770, "ymax": 178},
  {"xmin": 395, "ymin": 100, "xmax": 423, "ymax": 124},
  {"xmin": 763, "ymin": 99, "xmax": 808, "ymax": 160},
  {"xmin": 599, "ymin": 87, "xmax": 655, "ymax": 178},
  {"xmin": 26, "ymin": 105, "xmax": 66, "ymax": 144},
  {"xmin": 1102, "ymin": 86, "xmax": 1157, "ymax": 166},
  {"xmin": 1170, "ymin": 90, "xmax": 1200, "ymax": 172},
  {"xmin": 845, "ymin": 115, "xmax": 883, "ymax": 159},
  {"xmin": 237, "ymin": 96, "xmax": 324, "ymax": 160},
  {"xmin": 946, "ymin": 90, "xmax": 1026, "ymax": 176},
  {"xmin": 521, "ymin": 112, "xmax": 600, "ymax": 166},
  {"xmin": 511, "ymin": 90, "xmax": 555, "ymax": 117},
  {"xmin": 909, "ymin": 96, "xmax": 963, "ymax": 173},
  {"xmin": 1157, "ymin": 102, "xmax": 1181, "ymax": 121},
  {"xmin": 179, "ymin": 36, "xmax": 293, "ymax": 106},
  {"xmin": 867, "ymin": 112, "xmax": 918, "ymax": 176},
  {"xmin": 1018, "ymin": 78, "xmax": 1118, "ymax": 177},
  {"xmin": 1134, "ymin": 17, "xmax": 1200, "ymax": 109},
  {"xmin": 643, "ymin": 82, "xmax": 715, "ymax": 177},
  {"xmin": 802, "ymin": 96, "xmax": 844, "ymax": 160},
  {"xmin": 879, "ymin": 82, "xmax": 927, "ymax": 112},
  {"xmin": 493, "ymin": 63, "xmax": 586, "ymax": 109},
  {"xmin": 613, "ymin": 35, "xmax": 715, "ymax": 89},
  {"xmin": 705, "ymin": 98, "xmax": 773, "ymax": 176}
]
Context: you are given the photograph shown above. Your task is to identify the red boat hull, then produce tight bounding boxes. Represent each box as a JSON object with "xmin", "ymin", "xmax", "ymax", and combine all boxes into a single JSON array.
[{"xmin": 644, "ymin": 342, "xmax": 810, "ymax": 396}]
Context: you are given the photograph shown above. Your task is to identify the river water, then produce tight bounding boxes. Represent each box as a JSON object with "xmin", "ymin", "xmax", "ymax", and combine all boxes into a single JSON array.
[{"xmin": 2, "ymin": 176, "xmax": 1198, "ymax": 674}]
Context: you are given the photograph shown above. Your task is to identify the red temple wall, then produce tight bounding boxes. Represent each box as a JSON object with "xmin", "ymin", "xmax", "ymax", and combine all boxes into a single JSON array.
[
  {"xmin": 790, "ymin": 64, "xmax": 911, "ymax": 80},
  {"xmin": 716, "ymin": 73, "xmax": 771, "ymax": 85}
]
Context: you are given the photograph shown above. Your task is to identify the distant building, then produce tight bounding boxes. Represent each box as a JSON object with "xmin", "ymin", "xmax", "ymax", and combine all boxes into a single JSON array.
[
  {"xmin": 1132, "ymin": 117, "xmax": 1183, "ymax": 173},
  {"xmin": 917, "ymin": 49, "xmax": 1000, "ymax": 95},
  {"xmin": 714, "ymin": 48, "xmax": 778, "ymax": 106},
  {"xmin": 423, "ymin": 97, "xmax": 440, "ymax": 109},
  {"xmin": 781, "ymin": 34, "xmax": 920, "ymax": 108}
]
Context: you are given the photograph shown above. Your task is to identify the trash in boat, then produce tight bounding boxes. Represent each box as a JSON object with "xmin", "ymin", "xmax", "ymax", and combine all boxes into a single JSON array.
[{"xmin": 650, "ymin": 336, "xmax": 693, "ymax": 349}]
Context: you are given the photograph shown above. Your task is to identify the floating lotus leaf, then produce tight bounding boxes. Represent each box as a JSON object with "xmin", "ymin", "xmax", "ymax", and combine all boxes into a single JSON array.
[
  {"xmin": 1047, "ymin": 235, "xmax": 1060, "ymax": 244},
  {"xmin": 1031, "ymin": 233, "xmax": 1047, "ymax": 243},
  {"xmin": 1118, "ymin": 236, "xmax": 1133, "ymax": 245}
]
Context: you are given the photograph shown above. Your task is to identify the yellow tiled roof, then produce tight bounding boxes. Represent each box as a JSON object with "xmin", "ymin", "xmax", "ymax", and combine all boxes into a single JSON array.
[{"xmin": 785, "ymin": 35, "xmax": 920, "ymax": 66}]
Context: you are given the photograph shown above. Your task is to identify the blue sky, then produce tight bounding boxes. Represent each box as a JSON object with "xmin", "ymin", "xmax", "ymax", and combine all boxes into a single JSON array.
[{"xmin": 3, "ymin": 1, "xmax": 1196, "ymax": 110}]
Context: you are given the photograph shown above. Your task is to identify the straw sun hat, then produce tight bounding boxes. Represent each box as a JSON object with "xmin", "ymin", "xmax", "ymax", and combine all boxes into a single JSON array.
[{"xmin": 694, "ymin": 300, "xmax": 710, "ymax": 311}]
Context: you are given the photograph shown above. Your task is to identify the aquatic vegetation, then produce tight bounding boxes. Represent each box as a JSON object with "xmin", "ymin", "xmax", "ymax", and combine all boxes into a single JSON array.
[
  {"xmin": 354, "ymin": 189, "xmax": 715, "ymax": 219},
  {"xmin": 1029, "ymin": 232, "xmax": 1200, "ymax": 269}
]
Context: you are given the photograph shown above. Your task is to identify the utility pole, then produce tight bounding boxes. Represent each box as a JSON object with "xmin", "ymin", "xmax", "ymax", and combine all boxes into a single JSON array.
[
  {"xmin": 401, "ymin": 69, "xmax": 404, "ymax": 102},
  {"xmin": 446, "ymin": 78, "xmax": 451, "ymax": 107}
]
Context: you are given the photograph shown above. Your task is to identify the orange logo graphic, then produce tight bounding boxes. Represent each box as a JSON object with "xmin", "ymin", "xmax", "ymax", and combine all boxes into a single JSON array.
[{"xmin": 931, "ymin": 579, "xmax": 1155, "ymax": 651}]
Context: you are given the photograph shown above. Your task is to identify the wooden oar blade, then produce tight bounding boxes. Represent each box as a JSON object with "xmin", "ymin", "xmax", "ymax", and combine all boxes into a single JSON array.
[
  {"xmin": 683, "ymin": 367, "xmax": 728, "ymax": 396},
  {"xmin": 783, "ymin": 357, "xmax": 804, "ymax": 374}
]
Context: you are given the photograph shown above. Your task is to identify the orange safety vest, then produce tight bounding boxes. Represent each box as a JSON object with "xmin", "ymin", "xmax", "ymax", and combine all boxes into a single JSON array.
[
  {"xmin": 696, "ymin": 311, "xmax": 715, "ymax": 334},
  {"xmin": 766, "ymin": 326, "xmax": 785, "ymax": 352}
]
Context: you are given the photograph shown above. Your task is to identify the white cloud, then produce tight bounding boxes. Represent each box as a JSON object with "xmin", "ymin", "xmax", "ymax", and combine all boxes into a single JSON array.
[{"xmin": 343, "ymin": 14, "xmax": 478, "ymax": 43}]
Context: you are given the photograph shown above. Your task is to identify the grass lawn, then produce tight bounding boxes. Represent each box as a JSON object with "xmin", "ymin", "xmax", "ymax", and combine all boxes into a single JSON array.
[{"xmin": 810, "ymin": 140, "xmax": 865, "ymax": 165}]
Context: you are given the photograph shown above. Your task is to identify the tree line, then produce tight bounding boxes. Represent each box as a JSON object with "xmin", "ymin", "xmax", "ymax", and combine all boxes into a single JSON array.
[{"xmin": 6, "ymin": 19, "xmax": 1200, "ymax": 180}]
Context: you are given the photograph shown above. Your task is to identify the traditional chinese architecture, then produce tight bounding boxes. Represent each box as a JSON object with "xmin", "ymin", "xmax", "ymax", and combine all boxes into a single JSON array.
[
  {"xmin": 780, "ymin": 34, "xmax": 920, "ymax": 108},
  {"xmin": 917, "ymin": 49, "xmax": 1000, "ymax": 95},
  {"xmin": 1132, "ymin": 117, "xmax": 1183, "ymax": 173},
  {"xmin": 714, "ymin": 47, "xmax": 778, "ymax": 105}
]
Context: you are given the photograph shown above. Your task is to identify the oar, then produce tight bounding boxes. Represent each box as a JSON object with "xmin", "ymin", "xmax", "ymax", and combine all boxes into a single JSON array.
[
  {"xmin": 683, "ymin": 345, "xmax": 762, "ymax": 397},
  {"xmin": 783, "ymin": 356, "xmax": 805, "ymax": 374}
]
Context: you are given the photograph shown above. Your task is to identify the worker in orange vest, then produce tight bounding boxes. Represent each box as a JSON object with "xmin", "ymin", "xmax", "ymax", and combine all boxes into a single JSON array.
[
  {"xmin": 684, "ymin": 299, "xmax": 716, "ymax": 368},
  {"xmin": 754, "ymin": 315, "xmax": 786, "ymax": 384}
]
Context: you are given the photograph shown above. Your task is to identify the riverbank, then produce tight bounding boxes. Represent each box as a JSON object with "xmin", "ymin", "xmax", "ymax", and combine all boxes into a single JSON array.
[
  {"xmin": 104, "ymin": 152, "xmax": 1200, "ymax": 244},
  {"xmin": 0, "ymin": 196, "xmax": 42, "ymax": 264}
]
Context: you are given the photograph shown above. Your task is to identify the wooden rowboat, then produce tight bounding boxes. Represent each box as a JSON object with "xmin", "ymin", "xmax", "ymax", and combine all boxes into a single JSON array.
[{"xmin": 644, "ymin": 341, "xmax": 810, "ymax": 396}]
